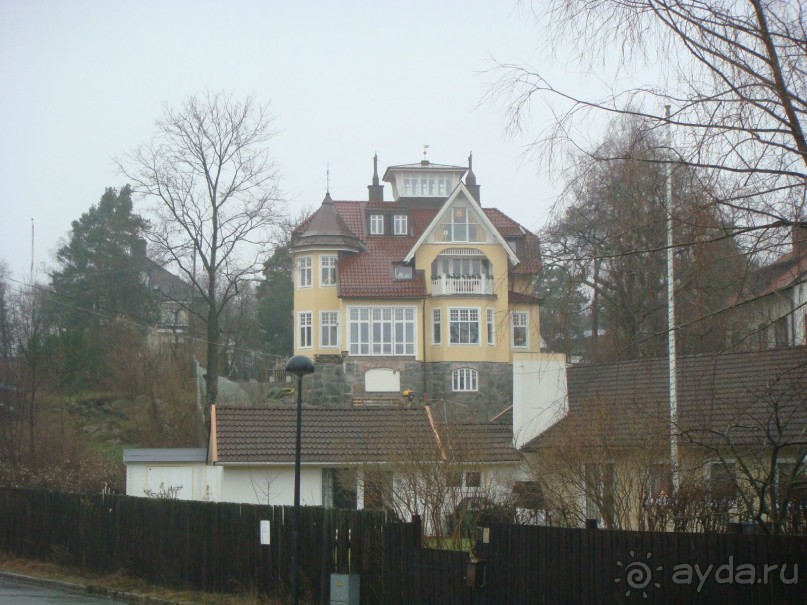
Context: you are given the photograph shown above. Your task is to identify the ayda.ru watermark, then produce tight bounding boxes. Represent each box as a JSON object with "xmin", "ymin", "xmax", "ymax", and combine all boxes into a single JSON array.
[{"xmin": 615, "ymin": 550, "xmax": 799, "ymax": 598}]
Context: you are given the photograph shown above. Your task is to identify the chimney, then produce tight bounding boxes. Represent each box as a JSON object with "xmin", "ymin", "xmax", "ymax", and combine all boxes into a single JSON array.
[
  {"xmin": 512, "ymin": 353, "xmax": 568, "ymax": 449},
  {"xmin": 368, "ymin": 153, "xmax": 384, "ymax": 202},
  {"xmin": 465, "ymin": 152, "xmax": 481, "ymax": 204}
]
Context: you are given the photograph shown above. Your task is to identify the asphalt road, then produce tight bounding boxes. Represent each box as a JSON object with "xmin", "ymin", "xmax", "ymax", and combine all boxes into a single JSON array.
[{"xmin": 0, "ymin": 575, "xmax": 126, "ymax": 604}]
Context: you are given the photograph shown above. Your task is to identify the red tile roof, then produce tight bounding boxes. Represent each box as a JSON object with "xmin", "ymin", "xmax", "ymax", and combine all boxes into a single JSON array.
[
  {"xmin": 438, "ymin": 421, "xmax": 523, "ymax": 463},
  {"xmin": 293, "ymin": 200, "xmax": 541, "ymax": 298},
  {"xmin": 214, "ymin": 405, "xmax": 521, "ymax": 464},
  {"xmin": 508, "ymin": 291, "xmax": 543, "ymax": 305},
  {"xmin": 756, "ymin": 248, "xmax": 807, "ymax": 296}
]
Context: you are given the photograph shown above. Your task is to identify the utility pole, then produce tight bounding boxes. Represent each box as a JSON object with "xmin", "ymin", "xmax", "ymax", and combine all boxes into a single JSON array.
[{"xmin": 665, "ymin": 104, "xmax": 680, "ymax": 493}]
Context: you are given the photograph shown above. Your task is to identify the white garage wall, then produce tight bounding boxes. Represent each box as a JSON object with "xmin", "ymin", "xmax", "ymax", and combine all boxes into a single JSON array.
[
  {"xmin": 126, "ymin": 463, "xmax": 216, "ymax": 501},
  {"xmin": 219, "ymin": 466, "xmax": 324, "ymax": 506}
]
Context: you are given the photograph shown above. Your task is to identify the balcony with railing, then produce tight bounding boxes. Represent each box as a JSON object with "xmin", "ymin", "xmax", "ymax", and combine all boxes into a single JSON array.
[{"xmin": 430, "ymin": 274, "xmax": 495, "ymax": 296}]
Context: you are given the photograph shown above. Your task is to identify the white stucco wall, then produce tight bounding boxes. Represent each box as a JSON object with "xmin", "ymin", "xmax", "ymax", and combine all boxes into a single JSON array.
[
  {"xmin": 126, "ymin": 463, "xmax": 218, "ymax": 501},
  {"xmin": 512, "ymin": 352, "xmax": 568, "ymax": 449},
  {"xmin": 219, "ymin": 466, "xmax": 324, "ymax": 506}
]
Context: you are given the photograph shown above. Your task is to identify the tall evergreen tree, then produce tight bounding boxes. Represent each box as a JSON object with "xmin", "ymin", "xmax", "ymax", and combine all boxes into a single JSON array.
[
  {"xmin": 256, "ymin": 243, "xmax": 294, "ymax": 358},
  {"xmin": 49, "ymin": 186, "xmax": 156, "ymax": 387},
  {"xmin": 51, "ymin": 185, "xmax": 155, "ymax": 326}
]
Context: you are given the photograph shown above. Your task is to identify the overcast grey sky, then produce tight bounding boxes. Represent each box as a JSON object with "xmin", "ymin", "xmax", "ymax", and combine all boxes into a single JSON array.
[{"xmin": 1, "ymin": 0, "xmax": 595, "ymax": 282}]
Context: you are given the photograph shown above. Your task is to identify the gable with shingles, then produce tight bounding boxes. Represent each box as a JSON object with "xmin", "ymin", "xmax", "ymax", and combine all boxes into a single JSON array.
[{"xmin": 402, "ymin": 182, "xmax": 520, "ymax": 266}]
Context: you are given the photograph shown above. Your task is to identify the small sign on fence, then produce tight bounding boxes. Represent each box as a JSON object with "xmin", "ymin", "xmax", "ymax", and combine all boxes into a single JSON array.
[{"xmin": 260, "ymin": 520, "xmax": 271, "ymax": 545}]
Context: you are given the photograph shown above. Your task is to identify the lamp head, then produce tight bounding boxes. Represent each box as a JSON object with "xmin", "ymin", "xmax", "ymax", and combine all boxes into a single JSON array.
[{"xmin": 285, "ymin": 355, "xmax": 315, "ymax": 377}]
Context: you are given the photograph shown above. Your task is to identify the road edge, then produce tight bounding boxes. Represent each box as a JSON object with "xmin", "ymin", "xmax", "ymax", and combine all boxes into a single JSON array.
[{"xmin": 0, "ymin": 570, "xmax": 191, "ymax": 604}]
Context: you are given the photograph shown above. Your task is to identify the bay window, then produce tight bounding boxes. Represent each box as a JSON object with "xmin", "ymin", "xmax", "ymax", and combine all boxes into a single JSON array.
[
  {"xmin": 348, "ymin": 306, "xmax": 415, "ymax": 355},
  {"xmin": 512, "ymin": 312, "xmax": 528, "ymax": 348},
  {"xmin": 320, "ymin": 255, "xmax": 337, "ymax": 286},
  {"xmin": 449, "ymin": 308, "xmax": 480, "ymax": 344},
  {"xmin": 297, "ymin": 256, "xmax": 312, "ymax": 288},
  {"xmin": 298, "ymin": 312, "xmax": 312, "ymax": 349}
]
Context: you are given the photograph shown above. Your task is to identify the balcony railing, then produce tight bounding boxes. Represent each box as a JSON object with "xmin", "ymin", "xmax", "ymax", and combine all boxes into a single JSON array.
[{"xmin": 431, "ymin": 274, "xmax": 494, "ymax": 296}]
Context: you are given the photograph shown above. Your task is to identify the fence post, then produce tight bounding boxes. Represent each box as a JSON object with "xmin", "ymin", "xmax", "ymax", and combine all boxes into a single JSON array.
[{"xmin": 411, "ymin": 514, "xmax": 422, "ymax": 548}]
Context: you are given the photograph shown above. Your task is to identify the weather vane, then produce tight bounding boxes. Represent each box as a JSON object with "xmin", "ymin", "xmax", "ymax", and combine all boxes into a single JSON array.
[
  {"xmin": 422, "ymin": 144, "xmax": 430, "ymax": 159},
  {"xmin": 326, "ymin": 162, "xmax": 330, "ymax": 194}
]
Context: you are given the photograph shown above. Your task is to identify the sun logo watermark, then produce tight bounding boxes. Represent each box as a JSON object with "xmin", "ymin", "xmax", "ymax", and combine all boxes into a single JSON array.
[{"xmin": 615, "ymin": 551, "xmax": 662, "ymax": 599}]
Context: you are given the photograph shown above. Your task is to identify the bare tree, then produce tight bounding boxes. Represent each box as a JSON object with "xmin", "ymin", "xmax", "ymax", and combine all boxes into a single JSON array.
[
  {"xmin": 360, "ymin": 418, "xmax": 517, "ymax": 545},
  {"xmin": 119, "ymin": 91, "xmax": 284, "ymax": 415},
  {"xmin": 525, "ymin": 352, "xmax": 807, "ymax": 534},
  {"xmin": 493, "ymin": 0, "xmax": 805, "ymax": 245},
  {"xmin": 679, "ymin": 360, "xmax": 807, "ymax": 535},
  {"xmin": 525, "ymin": 397, "xmax": 673, "ymax": 530},
  {"xmin": 3, "ymin": 282, "xmax": 52, "ymax": 465},
  {"xmin": 102, "ymin": 318, "xmax": 200, "ymax": 448},
  {"xmin": 538, "ymin": 116, "xmax": 750, "ymax": 361}
]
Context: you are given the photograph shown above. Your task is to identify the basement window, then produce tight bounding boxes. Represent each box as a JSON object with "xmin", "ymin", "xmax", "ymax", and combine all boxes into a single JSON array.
[{"xmin": 452, "ymin": 367, "xmax": 478, "ymax": 392}]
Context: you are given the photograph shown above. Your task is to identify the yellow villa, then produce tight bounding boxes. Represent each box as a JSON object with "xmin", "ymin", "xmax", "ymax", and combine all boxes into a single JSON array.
[{"xmin": 289, "ymin": 155, "xmax": 542, "ymax": 419}]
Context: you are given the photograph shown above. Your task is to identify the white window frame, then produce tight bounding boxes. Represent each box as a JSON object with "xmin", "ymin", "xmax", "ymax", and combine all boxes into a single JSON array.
[
  {"xmin": 487, "ymin": 308, "xmax": 495, "ymax": 346},
  {"xmin": 348, "ymin": 306, "xmax": 416, "ymax": 356},
  {"xmin": 320, "ymin": 311, "xmax": 340, "ymax": 348},
  {"xmin": 432, "ymin": 308, "xmax": 442, "ymax": 345},
  {"xmin": 297, "ymin": 256, "xmax": 312, "ymax": 289},
  {"xmin": 298, "ymin": 311, "xmax": 313, "ymax": 349},
  {"xmin": 393, "ymin": 214, "xmax": 408, "ymax": 235},
  {"xmin": 437, "ymin": 177, "xmax": 448, "ymax": 196},
  {"xmin": 320, "ymin": 255, "xmax": 337, "ymax": 287},
  {"xmin": 370, "ymin": 214, "xmax": 384, "ymax": 235},
  {"xmin": 512, "ymin": 311, "xmax": 528, "ymax": 348},
  {"xmin": 437, "ymin": 205, "xmax": 484, "ymax": 243},
  {"xmin": 449, "ymin": 307, "xmax": 481, "ymax": 345},
  {"xmin": 452, "ymin": 367, "xmax": 478, "ymax": 392}
]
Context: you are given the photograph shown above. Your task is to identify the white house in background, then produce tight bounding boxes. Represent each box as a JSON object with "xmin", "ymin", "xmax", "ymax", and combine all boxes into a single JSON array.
[
  {"xmin": 124, "ymin": 353, "xmax": 570, "ymax": 531},
  {"xmin": 736, "ymin": 227, "xmax": 807, "ymax": 350}
]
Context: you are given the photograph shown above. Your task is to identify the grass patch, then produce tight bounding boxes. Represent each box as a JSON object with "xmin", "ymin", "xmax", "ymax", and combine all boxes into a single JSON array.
[{"xmin": 0, "ymin": 552, "xmax": 283, "ymax": 604}]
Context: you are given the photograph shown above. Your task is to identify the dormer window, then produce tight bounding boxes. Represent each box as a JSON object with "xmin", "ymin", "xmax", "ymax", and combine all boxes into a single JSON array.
[
  {"xmin": 394, "ymin": 214, "xmax": 408, "ymax": 235},
  {"xmin": 393, "ymin": 266, "xmax": 413, "ymax": 280},
  {"xmin": 370, "ymin": 214, "xmax": 384, "ymax": 235}
]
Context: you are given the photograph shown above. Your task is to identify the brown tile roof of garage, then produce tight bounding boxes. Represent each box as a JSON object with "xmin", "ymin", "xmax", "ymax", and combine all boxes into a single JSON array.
[
  {"xmin": 213, "ymin": 406, "xmax": 522, "ymax": 465},
  {"xmin": 439, "ymin": 422, "xmax": 524, "ymax": 463},
  {"xmin": 524, "ymin": 346, "xmax": 807, "ymax": 451}
]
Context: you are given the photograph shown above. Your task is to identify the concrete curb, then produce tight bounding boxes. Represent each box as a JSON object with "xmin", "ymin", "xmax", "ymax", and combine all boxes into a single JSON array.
[{"xmin": 0, "ymin": 569, "xmax": 193, "ymax": 604}]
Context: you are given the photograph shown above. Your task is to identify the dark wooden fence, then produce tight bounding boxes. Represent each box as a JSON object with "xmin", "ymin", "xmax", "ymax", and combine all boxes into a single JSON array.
[
  {"xmin": 384, "ymin": 520, "xmax": 807, "ymax": 605},
  {"xmin": 0, "ymin": 488, "xmax": 386, "ymax": 605},
  {"xmin": 4, "ymin": 488, "xmax": 806, "ymax": 604}
]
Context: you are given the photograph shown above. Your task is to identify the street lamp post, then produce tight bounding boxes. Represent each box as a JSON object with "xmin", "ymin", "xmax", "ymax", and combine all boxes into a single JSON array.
[{"xmin": 284, "ymin": 355, "xmax": 315, "ymax": 605}]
